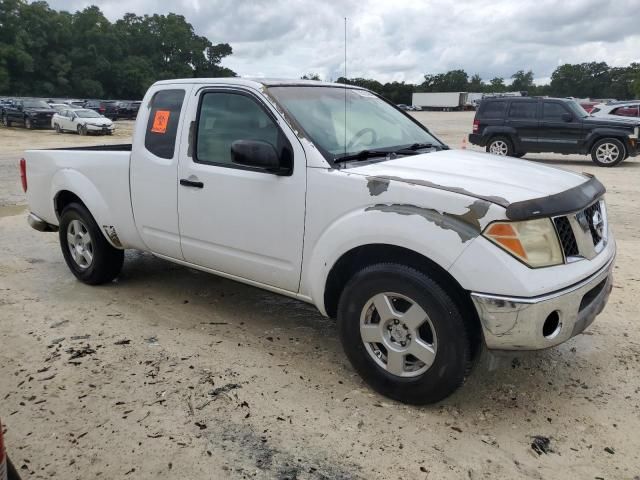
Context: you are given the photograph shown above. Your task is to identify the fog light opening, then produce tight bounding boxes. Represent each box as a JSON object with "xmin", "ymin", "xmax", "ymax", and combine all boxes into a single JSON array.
[{"xmin": 543, "ymin": 311, "xmax": 561, "ymax": 339}]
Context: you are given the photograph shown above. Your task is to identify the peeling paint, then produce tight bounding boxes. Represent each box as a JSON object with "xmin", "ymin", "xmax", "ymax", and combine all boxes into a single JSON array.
[
  {"xmin": 366, "ymin": 177, "xmax": 390, "ymax": 196},
  {"xmin": 370, "ymin": 176, "xmax": 510, "ymax": 208},
  {"xmin": 365, "ymin": 200, "xmax": 490, "ymax": 242}
]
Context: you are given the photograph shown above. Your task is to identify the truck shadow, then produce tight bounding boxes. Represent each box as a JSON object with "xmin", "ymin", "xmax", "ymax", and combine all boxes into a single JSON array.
[{"xmin": 116, "ymin": 251, "xmax": 605, "ymax": 412}]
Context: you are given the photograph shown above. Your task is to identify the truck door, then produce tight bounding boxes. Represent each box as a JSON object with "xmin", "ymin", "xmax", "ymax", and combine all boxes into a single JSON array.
[
  {"xmin": 130, "ymin": 85, "xmax": 193, "ymax": 259},
  {"xmin": 176, "ymin": 87, "xmax": 306, "ymax": 292},
  {"xmin": 505, "ymin": 100, "xmax": 539, "ymax": 151},
  {"xmin": 539, "ymin": 101, "xmax": 584, "ymax": 153}
]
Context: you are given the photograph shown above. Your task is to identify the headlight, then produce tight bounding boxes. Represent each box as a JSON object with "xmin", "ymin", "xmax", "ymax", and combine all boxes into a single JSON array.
[{"xmin": 483, "ymin": 218, "xmax": 564, "ymax": 268}]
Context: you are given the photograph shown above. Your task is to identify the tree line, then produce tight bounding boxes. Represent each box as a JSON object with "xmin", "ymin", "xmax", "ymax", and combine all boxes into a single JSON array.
[
  {"xmin": 328, "ymin": 62, "xmax": 640, "ymax": 105},
  {"xmin": 0, "ymin": 0, "xmax": 235, "ymax": 99}
]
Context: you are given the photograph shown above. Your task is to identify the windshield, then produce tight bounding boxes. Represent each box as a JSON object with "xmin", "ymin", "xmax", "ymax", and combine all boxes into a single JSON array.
[
  {"xmin": 75, "ymin": 109, "xmax": 101, "ymax": 118},
  {"xmin": 24, "ymin": 100, "xmax": 50, "ymax": 109},
  {"xmin": 267, "ymin": 86, "xmax": 443, "ymax": 162},
  {"xmin": 567, "ymin": 100, "xmax": 589, "ymax": 118}
]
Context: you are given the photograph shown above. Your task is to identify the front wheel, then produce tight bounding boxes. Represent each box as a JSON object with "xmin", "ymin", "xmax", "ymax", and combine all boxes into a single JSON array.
[
  {"xmin": 25, "ymin": 117, "xmax": 33, "ymax": 129},
  {"xmin": 591, "ymin": 138, "xmax": 626, "ymax": 167},
  {"xmin": 59, "ymin": 202, "xmax": 124, "ymax": 285},
  {"xmin": 77, "ymin": 124, "xmax": 86, "ymax": 136},
  {"xmin": 54, "ymin": 123, "xmax": 62, "ymax": 133},
  {"xmin": 337, "ymin": 263, "xmax": 473, "ymax": 404},
  {"xmin": 486, "ymin": 136, "xmax": 514, "ymax": 157}
]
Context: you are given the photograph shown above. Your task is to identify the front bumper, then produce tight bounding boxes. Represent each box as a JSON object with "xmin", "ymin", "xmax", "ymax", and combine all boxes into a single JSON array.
[
  {"xmin": 85, "ymin": 124, "xmax": 115, "ymax": 133},
  {"xmin": 471, "ymin": 255, "xmax": 615, "ymax": 350}
]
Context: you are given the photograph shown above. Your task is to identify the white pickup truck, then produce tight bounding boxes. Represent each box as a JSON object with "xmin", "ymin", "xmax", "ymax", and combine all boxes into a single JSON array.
[{"xmin": 22, "ymin": 78, "xmax": 615, "ymax": 404}]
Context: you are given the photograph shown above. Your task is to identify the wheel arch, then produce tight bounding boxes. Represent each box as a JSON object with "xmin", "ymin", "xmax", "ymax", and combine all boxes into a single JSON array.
[
  {"xmin": 51, "ymin": 170, "xmax": 120, "ymax": 249},
  {"xmin": 585, "ymin": 130, "xmax": 629, "ymax": 153},
  {"xmin": 323, "ymin": 243, "xmax": 482, "ymax": 356}
]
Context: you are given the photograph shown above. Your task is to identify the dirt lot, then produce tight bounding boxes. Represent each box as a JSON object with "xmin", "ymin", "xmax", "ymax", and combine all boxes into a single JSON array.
[{"xmin": 1, "ymin": 113, "xmax": 639, "ymax": 479}]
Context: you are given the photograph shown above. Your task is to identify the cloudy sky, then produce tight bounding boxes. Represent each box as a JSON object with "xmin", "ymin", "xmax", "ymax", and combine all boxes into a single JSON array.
[{"xmin": 49, "ymin": 0, "xmax": 640, "ymax": 84}]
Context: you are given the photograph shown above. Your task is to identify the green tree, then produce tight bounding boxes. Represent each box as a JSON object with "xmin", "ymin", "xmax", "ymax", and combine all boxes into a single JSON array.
[
  {"xmin": 468, "ymin": 73, "xmax": 484, "ymax": 92},
  {"xmin": 510, "ymin": 70, "xmax": 534, "ymax": 93},
  {"xmin": 301, "ymin": 73, "xmax": 321, "ymax": 80},
  {"xmin": 488, "ymin": 77, "xmax": 506, "ymax": 92}
]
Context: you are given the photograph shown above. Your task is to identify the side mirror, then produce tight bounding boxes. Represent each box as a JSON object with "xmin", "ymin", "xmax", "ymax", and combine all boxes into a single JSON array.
[
  {"xmin": 561, "ymin": 113, "xmax": 573, "ymax": 122},
  {"xmin": 231, "ymin": 140, "xmax": 289, "ymax": 175}
]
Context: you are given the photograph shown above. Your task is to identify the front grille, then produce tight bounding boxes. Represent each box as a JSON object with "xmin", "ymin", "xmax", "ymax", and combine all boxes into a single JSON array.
[
  {"xmin": 583, "ymin": 202, "xmax": 603, "ymax": 245},
  {"xmin": 554, "ymin": 216, "xmax": 579, "ymax": 257}
]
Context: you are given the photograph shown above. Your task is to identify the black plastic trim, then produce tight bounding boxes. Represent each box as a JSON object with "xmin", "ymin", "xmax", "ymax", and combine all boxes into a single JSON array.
[{"xmin": 506, "ymin": 175, "xmax": 605, "ymax": 221}]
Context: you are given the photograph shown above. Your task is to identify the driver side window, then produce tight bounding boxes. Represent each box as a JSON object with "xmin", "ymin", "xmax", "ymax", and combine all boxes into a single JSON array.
[{"xmin": 195, "ymin": 91, "xmax": 286, "ymax": 167}]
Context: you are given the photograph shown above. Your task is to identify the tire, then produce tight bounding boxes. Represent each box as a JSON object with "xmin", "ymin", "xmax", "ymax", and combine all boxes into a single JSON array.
[
  {"xmin": 55, "ymin": 123, "xmax": 62, "ymax": 133},
  {"xmin": 59, "ymin": 202, "xmax": 124, "ymax": 285},
  {"xmin": 486, "ymin": 136, "xmax": 514, "ymax": 157},
  {"xmin": 77, "ymin": 124, "xmax": 86, "ymax": 136},
  {"xmin": 337, "ymin": 263, "xmax": 473, "ymax": 405},
  {"xmin": 25, "ymin": 117, "xmax": 33, "ymax": 129},
  {"xmin": 1, "ymin": 115, "xmax": 7, "ymax": 127},
  {"xmin": 590, "ymin": 138, "xmax": 626, "ymax": 167}
]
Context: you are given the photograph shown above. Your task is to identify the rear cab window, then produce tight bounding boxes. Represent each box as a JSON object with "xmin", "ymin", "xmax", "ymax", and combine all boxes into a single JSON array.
[{"xmin": 144, "ymin": 89, "xmax": 186, "ymax": 159}]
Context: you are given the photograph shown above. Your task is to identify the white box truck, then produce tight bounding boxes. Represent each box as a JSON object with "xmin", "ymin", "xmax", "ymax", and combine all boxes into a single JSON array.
[{"xmin": 412, "ymin": 92, "xmax": 468, "ymax": 111}]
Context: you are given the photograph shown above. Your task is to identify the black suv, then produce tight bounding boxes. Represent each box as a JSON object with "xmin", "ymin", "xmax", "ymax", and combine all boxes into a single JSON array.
[
  {"xmin": 1, "ymin": 98, "xmax": 56, "ymax": 129},
  {"xmin": 469, "ymin": 97, "xmax": 640, "ymax": 167}
]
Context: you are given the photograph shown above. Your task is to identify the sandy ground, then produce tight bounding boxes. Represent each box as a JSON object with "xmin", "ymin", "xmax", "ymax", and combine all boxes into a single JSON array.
[{"xmin": 1, "ymin": 113, "xmax": 639, "ymax": 480}]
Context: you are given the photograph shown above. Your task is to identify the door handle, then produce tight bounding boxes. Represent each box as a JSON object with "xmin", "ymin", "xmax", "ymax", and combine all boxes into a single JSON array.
[{"xmin": 180, "ymin": 178, "xmax": 204, "ymax": 188}]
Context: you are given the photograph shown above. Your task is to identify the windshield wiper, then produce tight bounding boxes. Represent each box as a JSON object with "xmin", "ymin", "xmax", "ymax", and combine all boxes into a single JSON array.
[
  {"xmin": 334, "ymin": 150, "xmax": 394, "ymax": 163},
  {"xmin": 398, "ymin": 142, "xmax": 436, "ymax": 152}
]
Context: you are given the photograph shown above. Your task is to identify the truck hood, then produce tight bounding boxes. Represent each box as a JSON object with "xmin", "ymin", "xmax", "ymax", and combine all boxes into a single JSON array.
[
  {"xmin": 26, "ymin": 108, "xmax": 55, "ymax": 114},
  {"xmin": 346, "ymin": 149, "xmax": 590, "ymax": 207},
  {"xmin": 583, "ymin": 115, "xmax": 639, "ymax": 128},
  {"xmin": 80, "ymin": 117, "xmax": 112, "ymax": 126}
]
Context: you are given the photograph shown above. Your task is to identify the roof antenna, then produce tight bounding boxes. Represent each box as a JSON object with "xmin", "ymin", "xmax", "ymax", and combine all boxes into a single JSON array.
[{"xmin": 344, "ymin": 17, "xmax": 347, "ymax": 158}]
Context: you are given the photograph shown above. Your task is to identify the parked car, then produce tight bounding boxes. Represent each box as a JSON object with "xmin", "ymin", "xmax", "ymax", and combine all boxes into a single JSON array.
[
  {"xmin": 116, "ymin": 101, "xmax": 141, "ymax": 119},
  {"xmin": 23, "ymin": 78, "xmax": 615, "ymax": 405},
  {"xmin": 67, "ymin": 100, "xmax": 86, "ymax": 108},
  {"xmin": 2, "ymin": 98, "xmax": 55, "ymax": 129},
  {"xmin": 579, "ymin": 101, "xmax": 599, "ymax": 113},
  {"xmin": 396, "ymin": 103, "xmax": 411, "ymax": 110},
  {"xmin": 0, "ymin": 418, "xmax": 21, "ymax": 480},
  {"xmin": 48, "ymin": 103, "xmax": 69, "ymax": 113},
  {"xmin": 84, "ymin": 100, "xmax": 120, "ymax": 120},
  {"xmin": 51, "ymin": 108, "xmax": 114, "ymax": 135},
  {"xmin": 591, "ymin": 101, "xmax": 640, "ymax": 119},
  {"xmin": 469, "ymin": 96, "xmax": 639, "ymax": 166}
]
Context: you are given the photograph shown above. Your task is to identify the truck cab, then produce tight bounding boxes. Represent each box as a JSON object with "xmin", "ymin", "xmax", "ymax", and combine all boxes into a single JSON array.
[{"xmin": 23, "ymin": 79, "xmax": 616, "ymax": 404}]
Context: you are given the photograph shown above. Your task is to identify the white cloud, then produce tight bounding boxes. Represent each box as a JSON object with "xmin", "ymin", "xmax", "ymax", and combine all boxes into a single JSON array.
[{"xmin": 48, "ymin": 0, "xmax": 640, "ymax": 83}]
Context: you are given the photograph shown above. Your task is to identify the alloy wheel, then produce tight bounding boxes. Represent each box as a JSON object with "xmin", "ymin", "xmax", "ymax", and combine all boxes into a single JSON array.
[
  {"xmin": 67, "ymin": 219, "xmax": 93, "ymax": 269},
  {"xmin": 359, "ymin": 292, "xmax": 437, "ymax": 377}
]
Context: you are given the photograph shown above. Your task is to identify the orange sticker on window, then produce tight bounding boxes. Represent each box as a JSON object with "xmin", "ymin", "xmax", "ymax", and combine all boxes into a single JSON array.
[{"xmin": 151, "ymin": 110, "xmax": 170, "ymax": 133}]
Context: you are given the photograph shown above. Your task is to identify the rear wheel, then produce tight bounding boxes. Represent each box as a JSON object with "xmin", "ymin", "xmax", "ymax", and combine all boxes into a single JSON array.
[
  {"xmin": 77, "ymin": 124, "xmax": 86, "ymax": 136},
  {"xmin": 591, "ymin": 138, "xmax": 626, "ymax": 167},
  {"xmin": 59, "ymin": 202, "xmax": 124, "ymax": 285},
  {"xmin": 337, "ymin": 263, "xmax": 473, "ymax": 404},
  {"xmin": 486, "ymin": 136, "xmax": 514, "ymax": 157}
]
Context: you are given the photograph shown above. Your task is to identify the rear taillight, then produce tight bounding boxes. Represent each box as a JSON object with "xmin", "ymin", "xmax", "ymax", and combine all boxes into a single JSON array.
[
  {"xmin": 19, "ymin": 158, "xmax": 27, "ymax": 192},
  {"xmin": 99, "ymin": 107, "xmax": 105, "ymax": 112},
  {"xmin": 472, "ymin": 119, "xmax": 480, "ymax": 133}
]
